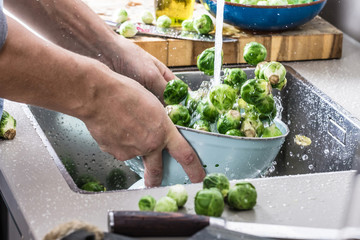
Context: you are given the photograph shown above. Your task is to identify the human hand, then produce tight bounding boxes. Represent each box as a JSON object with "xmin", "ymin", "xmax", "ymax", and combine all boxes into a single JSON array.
[{"xmin": 81, "ymin": 67, "xmax": 205, "ymax": 187}]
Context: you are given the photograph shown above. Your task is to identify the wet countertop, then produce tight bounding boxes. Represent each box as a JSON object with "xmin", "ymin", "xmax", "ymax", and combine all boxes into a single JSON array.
[{"xmin": 1, "ymin": 8, "xmax": 360, "ymax": 240}]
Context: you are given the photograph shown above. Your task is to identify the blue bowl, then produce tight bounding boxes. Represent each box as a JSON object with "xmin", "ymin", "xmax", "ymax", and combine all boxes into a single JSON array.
[{"xmin": 201, "ymin": 0, "xmax": 327, "ymax": 31}]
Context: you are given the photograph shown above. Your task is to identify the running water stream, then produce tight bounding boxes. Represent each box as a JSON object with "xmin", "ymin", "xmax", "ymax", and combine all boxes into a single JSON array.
[{"xmin": 212, "ymin": 0, "xmax": 225, "ymax": 86}]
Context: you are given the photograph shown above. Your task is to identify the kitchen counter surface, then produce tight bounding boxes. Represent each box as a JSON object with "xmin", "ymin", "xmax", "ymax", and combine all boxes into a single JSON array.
[{"xmin": 1, "ymin": 2, "xmax": 360, "ymax": 240}]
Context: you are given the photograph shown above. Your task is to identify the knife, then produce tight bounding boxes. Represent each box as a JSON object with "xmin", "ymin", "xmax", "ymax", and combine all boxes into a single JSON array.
[
  {"xmin": 107, "ymin": 211, "xmax": 339, "ymax": 239},
  {"xmin": 106, "ymin": 20, "xmax": 237, "ymax": 42}
]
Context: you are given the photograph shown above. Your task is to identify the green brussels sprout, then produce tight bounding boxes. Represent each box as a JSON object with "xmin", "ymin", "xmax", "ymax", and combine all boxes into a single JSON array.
[
  {"xmin": 209, "ymin": 84, "xmax": 237, "ymax": 112},
  {"xmin": 262, "ymin": 61, "xmax": 287, "ymax": 89},
  {"xmin": 154, "ymin": 196, "xmax": 178, "ymax": 212},
  {"xmin": 216, "ymin": 110, "xmax": 241, "ymax": 134},
  {"xmin": 157, "ymin": 15, "xmax": 172, "ymax": 28},
  {"xmin": 243, "ymin": 42, "xmax": 267, "ymax": 66},
  {"xmin": 0, "ymin": 111, "xmax": 16, "ymax": 140},
  {"xmin": 185, "ymin": 90, "xmax": 206, "ymax": 114},
  {"xmin": 163, "ymin": 78, "xmax": 189, "ymax": 105},
  {"xmin": 141, "ymin": 10, "xmax": 154, "ymax": 24},
  {"xmin": 197, "ymin": 47, "xmax": 223, "ymax": 76},
  {"xmin": 76, "ymin": 174, "xmax": 97, "ymax": 188},
  {"xmin": 223, "ymin": 68, "xmax": 248, "ymax": 93},
  {"xmin": 60, "ymin": 156, "xmax": 78, "ymax": 179},
  {"xmin": 254, "ymin": 95, "xmax": 276, "ymax": 116},
  {"xmin": 254, "ymin": 61, "xmax": 269, "ymax": 79},
  {"xmin": 192, "ymin": 119, "xmax": 211, "ymax": 132},
  {"xmin": 195, "ymin": 99, "xmax": 219, "ymax": 123},
  {"xmin": 138, "ymin": 195, "xmax": 156, "ymax": 211},
  {"xmin": 273, "ymin": 77, "xmax": 287, "ymax": 91},
  {"xmin": 225, "ymin": 129, "xmax": 244, "ymax": 136},
  {"xmin": 117, "ymin": 21, "xmax": 137, "ymax": 38},
  {"xmin": 106, "ymin": 168, "xmax": 127, "ymax": 190},
  {"xmin": 268, "ymin": 0, "xmax": 288, "ymax": 5},
  {"xmin": 193, "ymin": 14, "xmax": 214, "ymax": 34},
  {"xmin": 167, "ymin": 184, "xmax": 188, "ymax": 208},
  {"xmin": 262, "ymin": 123, "xmax": 283, "ymax": 137},
  {"xmin": 239, "ymin": 0, "xmax": 260, "ymax": 4},
  {"xmin": 194, "ymin": 188, "xmax": 224, "ymax": 217},
  {"xmin": 81, "ymin": 181, "xmax": 106, "ymax": 192},
  {"xmin": 240, "ymin": 79, "xmax": 272, "ymax": 106},
  {"xmin": 112, "ymin": 8, "xmax": 128, "ymax": 23},
  {"xmin": 165, "ymin": 104, "xmax": 191, "ymax": 127},
  {"xmin": 227, "ymin": 182, "xmax": 257, "ymax": 210},
  {"xmin": 241, "ymin": 113, "xmax": 264, "ymax": 137},
  {"xmin": 203, "ymin": 173, "xmax": 230, "ymax": 198},
  {"xmin": 181, "ymin": 19, "xmax": 195, "ymax": 31}
]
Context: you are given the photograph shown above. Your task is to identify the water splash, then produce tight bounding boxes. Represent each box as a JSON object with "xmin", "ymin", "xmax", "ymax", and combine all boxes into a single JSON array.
[{"xmin": 213, "ymin": 0, "xmax": 225, "ymax": 86}]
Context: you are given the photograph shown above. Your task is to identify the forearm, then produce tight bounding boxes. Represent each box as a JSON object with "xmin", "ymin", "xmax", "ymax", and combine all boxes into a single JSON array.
[
  {"xmin": 0, "ymin": 16, "xmax": 113, "ymax": 119},
  {"xmin": 4, "ymin": 0, "xmax": 117, "ymax": 68}
]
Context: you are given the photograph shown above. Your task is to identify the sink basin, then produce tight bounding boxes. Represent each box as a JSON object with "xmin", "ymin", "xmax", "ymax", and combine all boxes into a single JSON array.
[{"xmin": 28, "ymin": 66, "xmax": 360, "ymax": 192}]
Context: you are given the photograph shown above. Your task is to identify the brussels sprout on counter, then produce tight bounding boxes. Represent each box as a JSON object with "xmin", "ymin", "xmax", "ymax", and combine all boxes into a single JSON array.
[
  {"xmin": 197, "ymin": 47, "xmax": 222, "ymax": 76},
  {"xmin": 167, "ymin": 184, "xmax": 188, "ymax": 208},
  {"xmin": 203, "ymin": 173, "xmax": 230, "ymax": 198},
  {"xmin": 227, "ymin": 182, "xmax": 257, "ymax": 210},
  {"xmin": 182, "ymin": 19, "xmax": 195, "ymax": 32},
  {"xmin": 165, "ymin": 105, "xmax": 191, "ymax": 127},
  {"xmin": 217, "ymin": 110, "xmax": 241, "ymax": 134},
  {"xmin": 262, "ymin": 123, "xmax": 283, "ymax": 137},
  {"xmin": 243, "ymin": 42, "xmax": 267, "ymax": 66},
  {"xmin": 154, "ymin": 196, "xmax": 178, "ymax": 212},
  {"xmin": 0, "ymin": 111, "xmax": 16, "ymax": 140},
  {"xmin": 138, "ymin": 195, "xmax": 157, "ymax": 211},
  {"xmin": 241, "ymin": 79, "xmax": 272, "ymax": 106},
  {"xmin": 192, "ymin": 119, "xmax": 211, "ymax": 132},
  {"xmin": 117, "ymin": 21, "xmax": 137, "ymax": 38},
  {"xmin": 223, "ymin": 68, "xmax": 248, "ymax": 94},
  {"xmin": 106, "ymin": 168, "xmax": 127, "ymax": 190},
  {"xmin": 193, "ymin": 14, "xmax": 214, "ymax": 35},
  {"xmin": 195, "ymin": 99, "xmax": 219, "ymax": 123},
  {"xmin": 112, "ymin": 8, "xmax": 128, "ymax": 24},
  {"xmin": 141, "ymin": 10, "xmax": 154, "ymax": 24},
  {"xmin": 157, "ymin": 15, "xmax": 172, "ymax": 28},
  {"xmin": 164, "ymin": 78, "xmax": 189, "ymax": 105},
  {"xmin": 194, "ymin": 188, "xmax": 224, "ymax": 217},
  {"xmin": 209, "ymin": 84, "xmax": 237, "ymax": 112},
  {"xmin": 81, "ymin": 181, "xmax": 106, "ymax": 192}
]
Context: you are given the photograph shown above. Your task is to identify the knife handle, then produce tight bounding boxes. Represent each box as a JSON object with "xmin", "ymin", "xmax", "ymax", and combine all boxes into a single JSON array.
[{"xmin": 108, "ymin": 211, "xmax": 210, "ymax": 237}]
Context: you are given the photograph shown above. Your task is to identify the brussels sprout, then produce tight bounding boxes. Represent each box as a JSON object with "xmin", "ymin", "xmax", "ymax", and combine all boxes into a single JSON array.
[
  {"xmin": 60, "ymin": 156, "xmax": 78, "ymax": 179},
  {"xmin": 273, "ymin": 77, "xmax": 287, "ymax": 91},
  {"xmin": 106, "ymin": 168, "xmax": 127, "ymax": 190},
  {"xmin": 157, "ymin": 15, "xmax": 172, "ymax": 28},
  {"xmin": 154, "ymin": 196, "xmax": 178, "ymax": 212},
  {"xmin": 254, "ymin": 61, "xmax": 269, "ymax": 79},
  {"xmin": 193, "ymin": 14, "xmax": 214, "ymax": 34},
  {"xmin": 141, "ymin": 10, "xmax": 154, "ymax": 24},
  {"xmin": 81, "ymin": 181, "xmax": 106, "ymax": 192},
  {"xmin": 195, "ymin": 99, "xmax": 219, "ymax": 123},
  {"xmin": 192, "ymin": 119, "xmax": 211, "ymax": 132},
  {"xmin": 182, "ymin": 19, "xmax": 195, "ymax": 32},
  {"xmin": 112, "ymin": 8, "xmax": 128, "ymax": 23},
  {"xmin": 167, "ymin": 184, "xmax": 188, "ymax": 208},
  {"xmin": 76, "ymin": 174, "xmax": 97, "ymax": 188},
  {"xmin": 223, "ymin": 68, "xmax": 248, "ymax": 93},
  {"xmin": 165, "ymin": 104, "xmax": 191, "ymax": 127},
  {"xmin": 197, "ymin": 47, "xmax": 223, "ymax": 76},
  {"xmin": 217, "ymin": 110, "xmax": 241, "ymax": 134},
  {"xmin": 203, "ymin": 173, "xmax": 230, "ymax": 198},
  {"xmin": 163, "ymin": 78, "xmax": 189, "ymax": 105},
  {"xmin": 194, "ymin": 188, "xmax": 224, "ymax": 217},
  {"xmin": 117, "ymin": 21, "xmax": 137, "ymax": 38},
  {"xmin": 239, "ymin": 0, "xmax": 259, "ymax": 4},
  {"xmin": 254, "ymin": 95, "xmax": 276, "ymax": 116},
  {"xmin": 268, "ymin": 0, "xmax": 288, "ymax": 5},
  {"xmin": 262, "ymin": 61, "xmax": 287, "ymax": 89},
  {"xmin": 0, "ymin": 111, "xmax": 16, "ymax": 140},
  {"xmin": 227, "ymin": 182, "xmax": 257, "ymax": 210},
  {"xmin": 138, "ymin": 195, "xmax": 156, "ymax": 211},
  {"xmin": 209, "ymin": 84, "xmax": 237, "ymax": 112},
  {"xmin": 225, "ymin": 129, "xmax": 244, "ymax": 136},
  {"xmin": 185, "ymin": 90, "xmax": 205, "ymax": 114},
  {"xmin": 240, "ymin": 79, "xmax": 272, "ymax": 106},
  {"xmin": 262, "ymin": 123, "xmax": 283, "ymax": 137},
  {"xmin": 241, "ymin": 113, "xmax": 264, "ymax": 137},
  {"xmin": 243, "ymin": 42, "xmax": 267, "ymax": 66}
]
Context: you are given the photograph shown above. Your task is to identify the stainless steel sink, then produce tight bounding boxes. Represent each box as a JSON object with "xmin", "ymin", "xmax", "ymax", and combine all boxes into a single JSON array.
[{"xmin": 28, "ymin": 66, "xmax": 360, "ymax": 192}]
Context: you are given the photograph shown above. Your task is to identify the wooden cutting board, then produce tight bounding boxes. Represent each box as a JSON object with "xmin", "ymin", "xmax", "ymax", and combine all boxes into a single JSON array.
[{"xmin": 84, "ymin": 0, "xmax": 343, "ymax": 67}]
